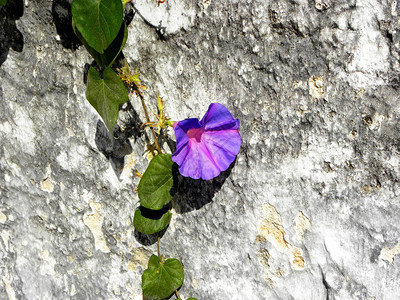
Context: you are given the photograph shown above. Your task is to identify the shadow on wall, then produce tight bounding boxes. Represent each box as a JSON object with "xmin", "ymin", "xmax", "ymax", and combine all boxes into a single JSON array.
[
  {"xmin": 134, "ymin": 161, "xmax": 235, "ymax": 246},
  {"xmin": 131, "ymin": 3, "xmax": 166, "ymax": 39},
  {"xmin": 52, "ymin": 0, "xmax": 165, "ymax": 180},
  {"xmin": 51, "ymin": 0, "xmax": 136, "ymax": 51},
  {"xmin": 0, "ymin": 0, "xmax": 24, "ymax": 67},
  {"xmin": 171, "ymin": 161, "xmax": 235, "ymax": 213},
  {"xmin": 52, "ymin": 0, "xmax": 81, "ymax": 50},
  {"xmin": 95, "ymin": 101, "xmax": 145, "ymax": 179}
]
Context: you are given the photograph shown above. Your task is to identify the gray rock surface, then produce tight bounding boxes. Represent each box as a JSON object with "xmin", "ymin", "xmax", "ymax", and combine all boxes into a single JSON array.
[{"xmin": 1, "ymin": 0, "xmax": 400, "ymax": 299}]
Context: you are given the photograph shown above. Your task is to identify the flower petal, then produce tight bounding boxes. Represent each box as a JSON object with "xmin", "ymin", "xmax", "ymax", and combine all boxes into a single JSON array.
[
  {"xmin": 178, "ymin": 140, "xmax": 201, "ymax": 179},
  {"xmin": 171, "ymin": 140, "xmax": 190, "ymax": 166},
  {"xmin": 172, "ymin": 103, "xmax": 241, "ymax": 180},
  {"xmin": 197, "ymin": 143, "xmax": 221, "ymax": 180},
  {"xmin": 177, "ymin": 141, "xmax": 220, "ymax": 180},
  {"xmin": 201, "ymin": 103, "xmax": 240, "ymax": 131},
  {"xmin": 202, "ymin": 129, "xmax": 241, "ymax": 171},
  {"xmin": 173, "ymin": 118, "xmax": 201, "ymax": 152}
]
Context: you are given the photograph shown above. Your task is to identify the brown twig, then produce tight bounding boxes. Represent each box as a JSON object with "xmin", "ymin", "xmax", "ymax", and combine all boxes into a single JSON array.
[
  {"xmin": 119, "ymin": 60, "xmax": 162, "ymax": 154},
  {"xmin": 138, "ymin": 93, "xmax": 162, "ymax": 154}
]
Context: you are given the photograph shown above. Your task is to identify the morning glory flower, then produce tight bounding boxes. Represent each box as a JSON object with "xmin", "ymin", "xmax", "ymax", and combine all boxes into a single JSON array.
[{"xmin": 172, "ymin": 103, "xmax": 241, "ymax": 180}]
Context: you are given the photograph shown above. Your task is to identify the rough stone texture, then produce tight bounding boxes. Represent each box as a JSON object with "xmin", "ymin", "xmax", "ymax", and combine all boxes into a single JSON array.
[{"xmin": 1, "ymin": 0, "xmax": 400, "ymax": 299}]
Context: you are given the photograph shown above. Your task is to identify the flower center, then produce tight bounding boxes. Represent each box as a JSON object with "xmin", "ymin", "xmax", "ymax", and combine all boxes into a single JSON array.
[{"xmin": 186, "ymin": 127, "xmax": 204, "ymax": 142}]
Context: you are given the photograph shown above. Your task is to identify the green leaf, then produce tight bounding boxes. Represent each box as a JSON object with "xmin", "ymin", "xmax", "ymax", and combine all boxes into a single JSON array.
[
  {"xmin": 101, "ymin": 22, "xmax": 128, "ymax": 67},
  {"xmin": 138, "ymin": 154, "xmax": 174, "ymax": 210},
  {"xmin": 71, "ymin": 0, "xmax": 123, "ymax": 54},
  {"xmin": 0, "ymin": 0, "xmax": 7, "ymax": 6},
  {"xmin": 133, "ymin": 206, "xmax": 172, "ymax": 235},
  {"xmin": 73, "ymin": 22, "xmax": 128, "ymax": 69},
  {"xmin": 142, "ymin": 255, "xmax": 184, "ymax": 300},
  {"xmin": 86, "ymin": 66, "xmax": 129, "ymax": 133}
]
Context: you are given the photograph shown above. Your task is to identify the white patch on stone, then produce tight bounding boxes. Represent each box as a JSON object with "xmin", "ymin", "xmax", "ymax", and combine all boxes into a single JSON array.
[
  {"xmin": 379, "ymin": 243, "xmax": 400, "ymax": 263},
  {"xmin": 70, "ymin": 283, "xmax": 77, "ymax": 296},
  {"xmin": 0, "ymin": 121, "xmax": 12, "ymax": 135},
  {"xmin": 2, "ymin": 271, "xmax": 16, "ymax": 300},
  {"xmin": 194, "ymin": 62, "xmax": 202, "ymax": 72},
  {"xmin": 295, "ymin": 211, "xmax": 312, "ymax": 242},
  {"xmin": 14, "ymin": 107, "xmax": 36, "ymax": 156},
  {"xmin": 124, "ymin": 284, "xmax": 136, "ymax": 299},
  {"xmin": 308, "ymin": 75, "xmax": 324, "ymax": 99},
  {"xmin": 203, "ymin": 0, "xmax": 211, "ymax": 10},
  {"xmin": 4, "ymin": 174, "xmax": 9, "ymax": 183},
  {"xmin": 0, "ymin": 230, "xmax": 10, "ymax": 252},
  {"xmin": 345, "ymin": 0, "xmax": 389, "ymax": 86},
  {"xmin": 133, "ymin": 294, "xmax": 142, "ymax": 300},
  {"xmin": 120, "ymin": 151, "xmax": 138, "ymax": 182},
  {"xmin": 40, "ymin": 165, "xmax": 55, "ymax": 193},
  {"xmin": 127, "ymin": 248, "xmax": 152, "ymax": 272},
  {"xmin": 83, "ymin": 201, "xmax": 110, "ymax": 253},
  {"xmin": 133, "ymin": 1, "xmax": 197, "ymax": 34},
  {"xmin": 0, "ymin": 211, "xmax": 7, "ymax": 224},
  {"xmin": 104, "ymin": 166, "xmax": 121, "ymax": 189},
  {"xmin": 385, "ymin": 154, "xmax": 400, "ymax": 169},
  {"xmin": 56, "ymin": 151, "xmax": 68, "ymax": 170},
  {"xmin": 366, "ymin": 114, "xmax": 385, "ymax": 131},
  {"xmin": 56, "ymin": 145, "xmax": 88, "ymax": 171},
  {"xmin": 191, "ymin": 277, "xmax": 199, "ymax": 288},
  {"xmin": 176, "ymin": 56, "xmax": 184, "ymax": 75},
  {"xmin": 392, "ymin": 0, "xmax": 398, "ymax": 16},
  {"xmin": 39, "ymin": 250, "xmax": 56, "ymax": 276},
  {"xmin": 277, "ymin": 137, "xmax": 353, "ymax": 185},
  {"xmin": 322, "ymin": 227, "xmax": 355, "ymax": 267},
  {"xmin": 315, "ymin": 0, "xmax": 330, "ymax": 10},
  {"xmin": 40, "ymin": 177, "xmax": 54, "ymax": 192}
]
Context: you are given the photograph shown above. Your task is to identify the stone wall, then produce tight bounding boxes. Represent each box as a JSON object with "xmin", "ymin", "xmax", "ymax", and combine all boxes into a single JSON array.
[{"xmin": 0, "ymin": 0, "xmax": 399, "ymax": 299}]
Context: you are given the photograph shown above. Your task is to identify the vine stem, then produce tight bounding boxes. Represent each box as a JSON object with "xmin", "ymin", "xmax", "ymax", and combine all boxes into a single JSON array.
[
  {"xmin": 139, "ymin": 94, "xmax": 162, "ymax": 154},
  {"xmin": 157, "ymin": 233, "xmax": 161, "ymax": 258},
  {"xmin": 121, "ymin": 59, "xmax": 161, "ymax": 154},
  {"xmin": 175, "ymin": 290, "xmax": 181, "ymax": 299}
]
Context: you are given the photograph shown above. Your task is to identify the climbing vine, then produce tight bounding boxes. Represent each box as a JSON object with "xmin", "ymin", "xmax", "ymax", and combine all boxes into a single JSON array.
[{"xmin": 71, "ymin": 0, "xmax": 241, "ymax": 299}]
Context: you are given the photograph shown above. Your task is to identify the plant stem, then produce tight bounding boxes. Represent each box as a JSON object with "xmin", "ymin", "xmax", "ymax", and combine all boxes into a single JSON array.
[
  {"xmin": 166, "ymin": 119, "xmax": 176, "ymax": 127},
  {"xmin": 175, "ymin": 290, "xmax": 181, "ymax": 299},
  {"xmin": 139, "ymin": 93, "xmax": 162, "ymax": 154},
  {"xmin": 157, "ymin": 233, "xmax": 161, "ymax": 258}
]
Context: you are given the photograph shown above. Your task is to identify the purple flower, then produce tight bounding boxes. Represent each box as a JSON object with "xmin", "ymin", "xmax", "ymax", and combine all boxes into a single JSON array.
[{"xmin": 172, "ymin": 103, "xmax": 241, "ymax": 180}]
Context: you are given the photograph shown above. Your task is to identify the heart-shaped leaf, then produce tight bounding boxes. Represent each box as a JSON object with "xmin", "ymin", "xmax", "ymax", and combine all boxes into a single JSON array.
[
  {"xmin": 100, "ymin": 22, "xmax": 128, "ymax": 67},
  {"xmin": 134, "ymin": 206, "xmax": 172, "ymax": 235},
  {"xmin": 86, "ymin": 66, "xmax": 128, "ymax": 133},
  {"xmin": 71, "ymin": 0, "xmax": 123, "ymax": 53},
  {"xmin": 142, "ymin": 255, "xmax": 184, "ymax": 300},
  {"xmin": 73, "ymin": 22, "xmax": 128, "ymax": 69},
  {"xmin": 138, "ymin": 154, "xmax": 174, "ymax": 210}
]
